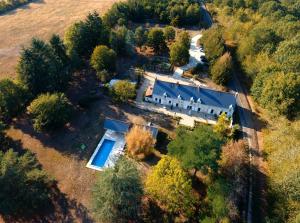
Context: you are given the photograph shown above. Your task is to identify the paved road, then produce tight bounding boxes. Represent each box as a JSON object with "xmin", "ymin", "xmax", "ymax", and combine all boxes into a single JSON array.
[{"xmin": 201, "ymin": 3, "xmax": 262, "ymax": 222}]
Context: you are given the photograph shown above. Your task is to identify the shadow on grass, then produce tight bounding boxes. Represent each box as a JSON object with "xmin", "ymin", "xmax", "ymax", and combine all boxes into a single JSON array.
[{"xmin": 1, "ymin": 183, "xmax": 93, "ymax": 223}]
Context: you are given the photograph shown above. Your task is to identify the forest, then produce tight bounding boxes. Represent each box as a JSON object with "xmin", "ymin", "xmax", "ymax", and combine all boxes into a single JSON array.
[{"xmin": 204, "ymin": 0, "xmax": 300, "ymax": 222}]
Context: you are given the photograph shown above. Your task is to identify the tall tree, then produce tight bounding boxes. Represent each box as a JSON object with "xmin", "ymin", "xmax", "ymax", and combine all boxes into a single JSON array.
[
  {"xmin": 0, "ymin": 149, "xmax": 52, "ymax": 216},
  {"xmin": 92, "ymin": 157, "xmax": 143, "ymax": 223},
  {"xmin": 147, "ymin": 28, "xmax": 166, "ymax": 54},
  {"xmin": 17, "ymin": 38, "xmax": 69, "ymax": 96},
  {"xmin": 145, "ymin": 155, "xmax": 196, "ymax": 217},
  {"xmin": 168, "ymin": 125, "xmax": 224, "ymax": 174},
  {"xmin": 0, "ymin": 79, "xmax": 28, "ymax": 120},
  {"xmin": 210, "ymin": 52, "xmax": 233, "ymax": 86}
]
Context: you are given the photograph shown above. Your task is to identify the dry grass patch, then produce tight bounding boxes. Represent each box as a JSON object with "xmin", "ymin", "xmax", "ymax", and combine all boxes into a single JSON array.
[{"xmin": 0, "ymin": 0, "xmax": 121, "ymax": 78}]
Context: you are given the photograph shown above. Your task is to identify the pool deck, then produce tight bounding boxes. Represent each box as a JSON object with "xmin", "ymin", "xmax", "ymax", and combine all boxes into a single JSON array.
[{"xmin": 86, "ymin": 130, "xmax": 126, "ymax": 171}]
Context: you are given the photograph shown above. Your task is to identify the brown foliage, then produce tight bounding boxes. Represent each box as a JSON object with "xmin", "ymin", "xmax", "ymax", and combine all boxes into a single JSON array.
[{"xmin": 125, "ymin": 126, "xmax": 156, "ymax": 160}]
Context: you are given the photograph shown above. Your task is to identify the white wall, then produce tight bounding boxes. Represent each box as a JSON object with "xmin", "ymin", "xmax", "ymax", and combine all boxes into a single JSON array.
[{"xmin": 145, "ymin": 94, "xmax": 234, "ymax": 118}]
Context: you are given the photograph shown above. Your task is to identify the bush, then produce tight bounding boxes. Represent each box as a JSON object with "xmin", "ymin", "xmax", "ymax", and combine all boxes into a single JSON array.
[
  {"xmin": 125, "ymin": 125, "xmax": 156, "ymax": 159},
  {"xmin": 27, "ymin": 93, "xmax": 72, "ymax": 132},
  {"xmin": 0, "ymin": 79, "xmax": 29, "ymax": 120},
  {"xmin": 0, "ymin": 149, "xmax": 52, "ymax": 215},
  {"xmin": 111, "ymin": 80, "xmax": 136, "ymax": 102},
  {"xmin": 92, "ymin": 157, "xmax": 143, "ymax": 222},
  {"xmin": 210, "ymin": 52, "xmax": 233, "ymax": 86},
  {"xmin": 90, "ymin": 45, "xmax": 116, "ymax": 77}
]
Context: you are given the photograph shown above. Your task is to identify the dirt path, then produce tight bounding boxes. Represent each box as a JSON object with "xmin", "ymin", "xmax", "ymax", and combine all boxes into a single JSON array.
[{"xmin": 0, "ymin": 0, "xmax": 120, "ymax": 78}]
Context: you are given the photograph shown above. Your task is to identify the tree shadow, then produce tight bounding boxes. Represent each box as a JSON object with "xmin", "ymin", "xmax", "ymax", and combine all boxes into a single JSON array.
[
  {"xmin": 1, "ymin": 183, "xmax": 94, "ymax": 223},
  {"xmin": 0, "ymin": 0, "xmax": 45, "ymax": 16}
]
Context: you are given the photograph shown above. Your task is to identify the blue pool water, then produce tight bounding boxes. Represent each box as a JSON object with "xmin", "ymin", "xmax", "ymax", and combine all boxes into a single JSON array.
[{"xmin": 91, "ymin": 139, "xmax": 116, "ymax": 167}]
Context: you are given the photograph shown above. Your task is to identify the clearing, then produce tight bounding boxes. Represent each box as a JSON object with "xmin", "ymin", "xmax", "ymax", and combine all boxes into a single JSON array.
[{"xmin": 0, "ymin": 0, "xmax": 120, "ymax": 79}]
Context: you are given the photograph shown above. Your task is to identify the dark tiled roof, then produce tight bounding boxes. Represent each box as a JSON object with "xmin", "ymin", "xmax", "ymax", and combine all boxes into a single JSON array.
[
  {"xmin": 104, "ymin": 119, "xmax": 130, "ymax": 133},
  {"xmin": 152, "ymin": 80, "xmax": 236, "ymax": 109}
]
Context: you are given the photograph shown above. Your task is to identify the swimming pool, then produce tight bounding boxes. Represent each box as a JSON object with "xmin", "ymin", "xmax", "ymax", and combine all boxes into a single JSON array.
[{"xmin": 91, "ymin": 139, "xmax": 116, "ymax": 168}]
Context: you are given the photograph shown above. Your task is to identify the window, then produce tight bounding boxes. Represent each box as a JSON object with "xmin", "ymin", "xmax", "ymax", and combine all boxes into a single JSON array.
[
  {"xmin": 176, "ymin": 103, "xmax": 178, "ymax": 107},
  {"xmin": 198, "ymin": 108, "xmax": 201, "ymax": 112},
  {"xmin": 155, "ymin": 98, "xmax": 157, "ymax": 101},
  {"xmin": 210, "ymin": 109, "xmax": 214, "ymax": 114},
  {"xmin": 169, "ymin": 101, "xmax": 171, "ymax": 104},
  {"xmin": 219, "ymin": 111, "xmax": 222, "ymax": 115}
]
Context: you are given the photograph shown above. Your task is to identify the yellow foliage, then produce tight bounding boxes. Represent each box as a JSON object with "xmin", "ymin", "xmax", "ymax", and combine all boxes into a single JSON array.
[
  {"xmin": 145, "ymin": 155, "xmax": 196, "ymax": 216},
  {"xmin": 125, "ymin": 125, "xmax": 156, "ymax": 159}
]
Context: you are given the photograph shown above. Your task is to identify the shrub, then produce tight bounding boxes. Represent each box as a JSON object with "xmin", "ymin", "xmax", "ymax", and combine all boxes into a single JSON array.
[
  {"xmin": 125, "ymin": 125, "xmax": 156, "ymax": 159},
  {"xmin": 111, "ymin": 80, "xmax": 136, "ymax": 102},
  {"xmin": 90, "ymin": 45, "xmax": 116, "ymax": 80},
  {"xmin": 27, "ymin": 93, "xmax": 72, "ymax": 132}
]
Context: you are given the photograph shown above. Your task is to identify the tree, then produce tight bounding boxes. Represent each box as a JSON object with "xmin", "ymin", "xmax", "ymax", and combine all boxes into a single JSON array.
[
  {"xmin": 170, "ymin": 42, "xmax": 190, "ymax": 66},
  {"xmin": 163, "ymin": 26, "xmax": 176, "ymax": 42},
  {"xmin": 18, "ymin": 38, "xmax": 70, "ymax": 96},
  {"xmin": 64, "ymin": 11, "xmax": 108, "ymax": 58},
  {"xmin": 273, "ymin": 35, "xmax": 300, "ymax": 73},
  {"xmin": 134, "ymin": 26, "xmax": 148, "ymax": 48},
  {"xmin": 259, "ymin": 72, "xmax": 300, "ymax": 117},
  {"xmin": 49, "ymin": 34, "xmax": 69, "ymax": 67},
  {"xmin": 168, "ymin": 125, "xmax": 224, "ymax": 174},
  {"xmin": 145, "ymin": 155, "xmax": 196, "ymax": 217},
  {"xmin": 186, "ymin": 4, "xmax": 201, "ymax": 25},
  {"xmin": 92, "ymin": 157, "xmax": 143, "ymax": 223},
  {"xmin": 201, "ymin": 25, "xmax": 225, "ymax": 62},
  {"xmin": 264, "ymin": 119, "xmax": 300, "ymax": 222},
  {"xmin": 27, "ymin": 93, "xmax": 72, "ymax": 132},
  {"xmin": 147, "ymin": 28, "xmax": 166, "ymax": 54},
  {"xmin": 110, "ymin": 26, "xmax": 134, "ymax": 56},
  {"xmin": 219, "ymin": 140, "xmax": 248, "ymax": 181},
  {"xmin": 90, "ymin": 45, "xmax": 116, "ymax": 76},
  {"xmin": 111, "ymin": 80, "xmax": 136, "ymax": 102},
  {"xmin": 169, "ymin": 31, "xmax": 190, "ymax": 66},
  {"xmin": 0, "ymin": 79, "xmax": 28, "ymax": 120},
  {"xmin": 125, "ymin": 125, "xmax": 156, "ymax": 160},
  {"xmin": 0, "ymin": 149, "xmax": 52, "ymax": 215},
  {"xmin": 177, "ymin": 31, "xmax": 191, "ymax": 49},
  {"xmin": 211, "ymin": 52, "xmax": 233, "ymax": 85}
]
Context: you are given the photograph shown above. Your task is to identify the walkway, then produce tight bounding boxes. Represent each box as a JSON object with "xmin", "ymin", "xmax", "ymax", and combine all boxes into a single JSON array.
[{"xmin": 136, "ymin": 33, "xmax": 217, "ymax": 127}]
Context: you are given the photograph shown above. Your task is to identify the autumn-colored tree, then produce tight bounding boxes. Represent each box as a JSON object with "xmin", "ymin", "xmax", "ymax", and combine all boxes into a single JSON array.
[
  {"xmin": 125, "ymin": 125, "xmax": 156, "ymax": 160},
  {"xmin": 210, "ymin": 52, "xmax": 233, "ymax": 86},
  {"xmin": 145, "ymin": 155, "xmax": 196, "ymax": 217}
]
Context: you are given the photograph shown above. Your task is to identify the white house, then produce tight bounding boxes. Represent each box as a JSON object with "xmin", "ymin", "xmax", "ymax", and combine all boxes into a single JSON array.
[{"xmin": 145, "ymin": 80, "xmax": 237, "ymax": 119}]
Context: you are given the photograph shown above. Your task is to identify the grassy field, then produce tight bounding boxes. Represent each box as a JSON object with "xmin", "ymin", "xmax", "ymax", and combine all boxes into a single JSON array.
[{"xmin": 0, "ymin": 0, "xmax": 120, "ymax": 79}]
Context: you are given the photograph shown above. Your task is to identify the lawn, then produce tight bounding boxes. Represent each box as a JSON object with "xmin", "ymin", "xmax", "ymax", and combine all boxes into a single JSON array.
[{"xmin": 0, "ymin": 0, "xmax": 121, "ymax": 79}]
